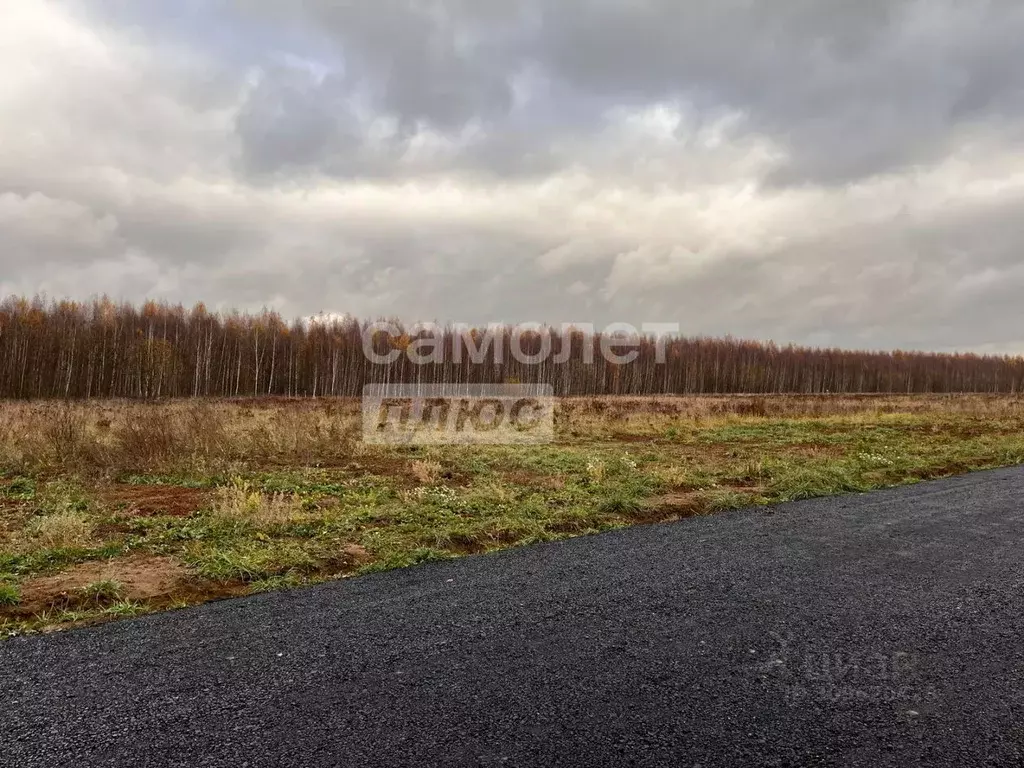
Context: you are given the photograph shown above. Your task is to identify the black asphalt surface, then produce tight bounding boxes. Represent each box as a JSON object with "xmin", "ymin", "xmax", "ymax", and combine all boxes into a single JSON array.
[{"xmin": 4, "ymin": 468, "xmax": 1024, "ymax": 767}]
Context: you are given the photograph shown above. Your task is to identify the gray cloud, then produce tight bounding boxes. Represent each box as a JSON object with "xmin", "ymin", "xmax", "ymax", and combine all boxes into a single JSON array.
[
  {"xmin": 2, "ymin": 0, "xmax": 1024, "ymax": 352},
  {"xmin": 229, "ymin": 0, "xmax": 1024, "ymax": 185}
]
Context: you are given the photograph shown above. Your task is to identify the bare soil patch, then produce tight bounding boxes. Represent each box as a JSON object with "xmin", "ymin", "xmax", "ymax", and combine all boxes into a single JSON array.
[
  {"xmin": 343, "ymin": 455, "xmax": 414, "ymax": 482},
  {"xmin": 342, "ymin": 455, "xmax": 474, "ymax": 487},
  {"xmin": 606, "ymin": 433, "xmax": 661, "ymax": 443},
  {"xmin": 100, "ymin": 485, "xmax": 212, "ymax": 517},
  {"xmin": 638, "ymin": 492, "xmax": 704, "ymax": 521},
  {"xmin": 341, "ymin": 543, "xmax": 372, "ymax": 565},
  {"xmin": 18, "ymin": 554, "xmax": 188, "ymax": 612}
]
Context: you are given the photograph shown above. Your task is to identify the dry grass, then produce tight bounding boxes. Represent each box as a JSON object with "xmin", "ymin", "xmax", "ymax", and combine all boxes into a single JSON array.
[
  {"xmin": 560, "ymin": 393, "xmax": 1024, "ymax": 419},
  {"xmin": 0, "ymin": 394, "xmax": 1019, "ymax": 476},
  {"xmin": 211, "ymin": 481, "xmax": 305, "ymax": 527},
  {"xmin": 0, "ymin": 399, "xmax": 362, "ymax": 474},
  {"xmin": 17, "ymin": 512, "xmax": 93, "ymax": 551},
  {"xmin": 4, "ymin": 393, "xmax": 1024, "ymax": 637},
  {"xmin": 410, "ymin": 459, "xmax": 443, "ymax": 485}
]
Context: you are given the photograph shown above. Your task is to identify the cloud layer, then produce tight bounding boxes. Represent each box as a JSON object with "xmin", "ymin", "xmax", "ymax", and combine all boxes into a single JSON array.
[{"xmin": 4, "ymin": 0, "xmax": 1024, "ymax": 351}]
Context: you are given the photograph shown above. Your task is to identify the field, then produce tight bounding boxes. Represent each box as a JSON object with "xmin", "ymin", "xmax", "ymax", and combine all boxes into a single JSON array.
[{"xmin": 2, "ymin": 394, "xmax": 1024, "ymax": 636}]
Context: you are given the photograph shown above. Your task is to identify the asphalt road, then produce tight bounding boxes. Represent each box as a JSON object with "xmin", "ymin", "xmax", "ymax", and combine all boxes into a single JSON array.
[{"xmin": 4, "ymin": 467, "xmax": 1024, "ymax": 767}]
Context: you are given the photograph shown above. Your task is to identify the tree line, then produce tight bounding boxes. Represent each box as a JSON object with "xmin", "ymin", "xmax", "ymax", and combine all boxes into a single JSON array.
[{"xmin": 1, "ymin": 296, "xmax": 1023, "ymax": 398}]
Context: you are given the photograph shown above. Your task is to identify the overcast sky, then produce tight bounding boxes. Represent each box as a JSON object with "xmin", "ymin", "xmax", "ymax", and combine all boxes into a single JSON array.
[{"xmin": 3, "ymin": 1, "xmax": 1024, "ymax": 352}]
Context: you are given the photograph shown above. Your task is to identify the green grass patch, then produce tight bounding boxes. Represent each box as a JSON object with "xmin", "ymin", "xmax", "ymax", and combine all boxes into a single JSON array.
[
  {"xmin": 1, "ymin": 476, "xmax": 37, "ymax": 501},
  {"xmin": 183, "ymin": 539, "xmax": 321, "ymax": 582},
  {"xmin": 78, "ymin": 579, "xmax": 125, "ymax": 606},
  {"xmin": 0, "ymin": 582, "xmax": 20, "ymax": 607}
]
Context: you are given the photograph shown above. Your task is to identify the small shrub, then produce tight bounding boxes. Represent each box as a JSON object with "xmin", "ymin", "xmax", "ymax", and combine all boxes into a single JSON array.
[
  {"xmin": 41, "ymin": 405, "xmax": 90, "ymax": 465},
  {"xmin": 114, "ymin": 408, "xmax": 181, "ymax": 468},
  {"xmin": 182, "ymin": 404, "xmax": 230, "ymax": 458},
  {"xmin": 746, "ymin": 398, "xmax": 769, "ymax": 418}
]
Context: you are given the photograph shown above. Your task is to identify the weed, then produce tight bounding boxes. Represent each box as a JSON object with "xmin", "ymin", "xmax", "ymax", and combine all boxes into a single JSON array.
[
  {"xmin": 358, "ymin": 547, "xmax": 453, "ymax": 574},
  {"xmin": 597, "ymin": 493, "xmax": 643, "ymax": 515},
  {"xmin": 78, "ymin": 579, "xmax": 125, "ymax": 605},
  {"xmin": 183, "ymin": 539, "xmax": 318, "ymax": 582},
  {"xmin": 18, "ymin": 512, "xmax": 93, "ymax": 551},
  {"xmin": 105, "ymin": 600, "xmax": 145, "ymax": 618},
  {"xmin": 411, "ymin": 460, "xmax": 443, "ymax": 485},
  {"xmin": 619, "ymin": 452, "xmax": 639, "ymax": 470},
  {"xmin": 1, "ymin": 477, "xmax": 36, "ymax": 501},
  {"xmin": 0, "ymin": 582, "xmax": 20, "ymax": 607},
  {"xmin": 248, "ymin": 572, "xmax": 307, "ymax": 594},
  {"xmin": 857, "ymin": 451, "xmax": 897, "ymax": 467},
  {"xmin": 703, "ymin": 489, "xmax": 758, "ymax": 512},
  {"xmin": 212, "ymin": 480, "xmax": 303, "ymax": 527}
]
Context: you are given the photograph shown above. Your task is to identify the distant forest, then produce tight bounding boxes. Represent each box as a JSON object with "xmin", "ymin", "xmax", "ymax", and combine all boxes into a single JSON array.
[{"xmin": 2, "ymin": 296, "xmax": 1023, "ymax": 398}]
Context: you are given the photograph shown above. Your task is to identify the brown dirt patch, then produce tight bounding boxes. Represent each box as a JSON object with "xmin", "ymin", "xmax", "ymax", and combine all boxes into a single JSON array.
[
  {"xmin": 606, "ymin": 432, "xmax": 661, "ymax": 443},
  {"xmin": 0, "ymin": 505, "xmax": 30, "ymax": 540},
  {"xmin": 0, "ymin": 481, "xmax": 33, "ymax": 513},
  {"xmin": 93, "ymin": 521, "xmax": 133, "ymax": 539},
  {"xmin": 637, "ymin": 491, "xmax": 704, "ymax": 521},
  {"xmin": 341, "ymin": 454, "xmax": 413, "ymax": 482},
  {"xmin": 341, "ymin": 543, "xmax": 372, "ymax": 565},
  {"xmin": 724, "ymin": 478, "xmax": 766, "ymax": 491},
  {"xmin": 339, "ymin": 455, "xmax": 474, "ymax": 487},
  {"xmin": 17, "ymin": 554, "xmax": 188, "ymax": 612},
  {"xmin": 100, "ymin": 485, "xmax": 212, "ymax": 517}
]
